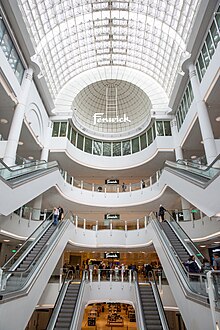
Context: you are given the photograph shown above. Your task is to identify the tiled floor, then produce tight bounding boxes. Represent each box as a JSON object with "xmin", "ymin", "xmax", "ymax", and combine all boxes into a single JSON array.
[{"xmin": 81, "ymin": 303, "xmax": 137, "ymax": 330}]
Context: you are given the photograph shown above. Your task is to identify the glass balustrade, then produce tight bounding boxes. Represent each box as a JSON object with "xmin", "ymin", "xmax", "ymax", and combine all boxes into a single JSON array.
[{"xmin": 0, "ymin": 160, "xmax": 58, "ymax": 181}]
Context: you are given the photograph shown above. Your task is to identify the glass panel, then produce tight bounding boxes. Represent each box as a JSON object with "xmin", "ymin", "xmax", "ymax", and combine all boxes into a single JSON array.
[
  {"xmin": 206, "ymin": 32, "xmax": 215, "ymax": 59},
  {"xmin": 0, "ymin": 20, "xmax": 5, "ymax": 44},
  {"xmin": 60, "ymin": 122, "xmax": 67, "ymax": 137},
  {"xmin": 1, "ymin": 31, "xmax": 13, "ymax": 59},
  {"xmin": 156, "ymin": 121, "xmax": 164, "ymax": 136},
  {"xmin": 198, "ymin": 54, "xmax": 206, "ymax": 78},
  {"xmin": 122, "ymin": 140, "xmax": 131, "ymax": 155},
  {"xmin": 210, "ymin": 21, "xmax": 219, "ymax": 48},
  {"xmin": 71, "ymin": 129, "xmax": 76, "ymax": 145},
  {"xmin": 77, "ymin": 133, "xmax": 84, "ymax": 150},
  {"xmin": 14, "ymin": 60, "xmax": 24, "ymax": 84},
  {"xmin": 8, "ymin": 47, "xmax": 19, "ymax": 71},
  {"xmin": 164, "ymin": 121, "xmax": 171, "ymax": 136},
  {"xmin": 201, "ymin": 44, "xmax": 210, "ymax": 68},
  {"xmin": 84, "ymin": 137, "xmax": 92, "ymax": 153},
  {"xmin": 147, "ymin": 128, "xmax": 153, "ymax": 145},
  {"xmin": 132, "ymin": 137, "xmax": 139, "ymax": 153},
  {"xmin": 113, "ymin": 142, "xmax": 121, "ymax": 156},
  {"xmin": 103, "ymin": 142, "xmax": 112, "ymax": 156},
  {"xmin": 152, "ymin": 124, "xmax": 156, "ymax": 139},
  {"xmin": 93, "ymin": 140, "xmax": 102, "ymax": 155},
  {"xmin": 52, "ymin": 122, "xmax": 60, "ymax": 137},
  {"xmin": 67, "ymin": 124, "xmax": 71, "ymax": 140},
  {"xmin": 196, "ymin": 62, "xmax": 202, "ymax": 82},
  {"xmin": 140, "ymin": 134, "xmax": 147, "ymax": 150}
]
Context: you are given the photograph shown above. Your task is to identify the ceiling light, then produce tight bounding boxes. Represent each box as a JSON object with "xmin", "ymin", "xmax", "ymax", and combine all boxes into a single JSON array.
[
  {"xmin": 191, "ymin": 155, "xmax": 197, "ymax": 159},
  {"xmin": 0, "ymin": 118, "xmax": 8, "ymax": 124},
  {"xmin": 3, "ymin": 239, "xmax": 10, "ymax": 242},
  {"xmin": 18, "ymin": 141, "xmax": 23, "ymax": 146},
  {"xmin": 214, "ymin": 242, "xmax": 220, "ymax": 244},
  {"xmin": 200, "ymin": 245, "xmax": 206, "ymax": 248},
  {"xmin": 201, "ymin": 141, "xmax": 204, "ymax": 144},
  {"xmin": 28, "ymin": 156, "xmax": 34, "ymax": 160},
  {"xmin": 216, "ymin": 117, "xmax": 220, "ymax": 122}
]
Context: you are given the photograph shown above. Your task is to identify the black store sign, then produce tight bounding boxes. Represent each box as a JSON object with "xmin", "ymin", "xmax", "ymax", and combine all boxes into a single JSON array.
[
  {"xmin": 104, "ymin": 252, "xmax": 120, "ymax": 259},
  {"xmin": 104, "ymin": 214, "xmax": 120, "ymax": 220},
  {"xmin": 105, "ymin": 179, "xmax": 119, "ymax": 184}
]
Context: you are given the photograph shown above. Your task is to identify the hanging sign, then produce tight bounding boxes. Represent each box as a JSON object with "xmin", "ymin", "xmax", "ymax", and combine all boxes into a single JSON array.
[
  {"xmin": 105, "ymin": 179, "xmax": 119, "ymax": 184},
  {"xmin": 104, "ymin": 252, "xmax": 120, "ymax": 259},
  {"xmin": 104, "ymin": 214, "xmax": 120, "ymax": 220}
]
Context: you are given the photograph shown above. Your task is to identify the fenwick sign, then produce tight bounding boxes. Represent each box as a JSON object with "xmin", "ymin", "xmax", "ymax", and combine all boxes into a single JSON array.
[
  {"xmin": 104, "ymin": 252, "xmax": 120, "ymax": 259},
  {"xmin": 104, "ymin": 214, "xmax": 120, "ymax": 220},
  {"xmin": 93, "ymin": 113, "xmax": 131, "ymax": 125}
]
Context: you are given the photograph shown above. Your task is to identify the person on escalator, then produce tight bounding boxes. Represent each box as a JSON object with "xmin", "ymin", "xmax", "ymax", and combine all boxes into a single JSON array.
[
  {"xmin": 53, "ymin": 207, "xmax": 59, "ymax": 225},
  {"xmin": 184, "ymin": 255, "xmax": 200, "ymax": 273},
  {"xmin": 158, "ymin": 204, "xmax": 166, "ymax": 222},
  {"xmin": 58, "ymin": 206, "xmax": 64, "ymax": 221}
]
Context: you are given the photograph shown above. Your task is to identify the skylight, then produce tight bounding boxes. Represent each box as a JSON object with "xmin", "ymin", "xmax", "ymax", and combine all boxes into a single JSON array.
[{"xmin": 17, "ymin": 0, "xmax": 201, "ymax": 100}]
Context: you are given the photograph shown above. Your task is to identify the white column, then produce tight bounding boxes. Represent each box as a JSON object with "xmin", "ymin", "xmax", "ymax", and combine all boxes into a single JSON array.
[
  {"xmin": 3, "ymin": 68, "xmax": 33, "ymax": 166},
  {"xmin": 32, "ymin": 195, "xmax": 43, "ymax": 220},
  {"xmin": 171, "ymin": 119, "xmax": 183, "ymax": 160},
  {"xmin": 181, "ymin": 197, "xmax": 191, "ymax": 221},
  {"xmin": 188, "ymin": 64, "xmax": 217, "ymax": 164},
  {"xmin": 40, "ymin": 121, "xmax": 53, "ymax": 162}
]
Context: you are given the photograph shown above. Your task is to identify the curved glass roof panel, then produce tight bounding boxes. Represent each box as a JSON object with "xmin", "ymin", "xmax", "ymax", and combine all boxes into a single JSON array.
[{"xmin": 18, "ymin": 0, "xmax": 201, "ymax": 99}]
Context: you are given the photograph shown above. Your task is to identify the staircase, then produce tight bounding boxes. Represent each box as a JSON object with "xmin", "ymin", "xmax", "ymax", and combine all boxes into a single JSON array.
[
  {"xmin": 139, "ymin": 283, "xmax": 163, "ymax": 330},
  {"xmin": 51, "ymin": 282, "xmax": 80, "ymax": 330}
]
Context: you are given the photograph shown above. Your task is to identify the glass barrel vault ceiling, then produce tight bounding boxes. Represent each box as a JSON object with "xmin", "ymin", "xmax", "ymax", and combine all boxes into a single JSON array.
[{"xmin": 17, "ymin": 0, "xmax": 201, "ymax": 101}]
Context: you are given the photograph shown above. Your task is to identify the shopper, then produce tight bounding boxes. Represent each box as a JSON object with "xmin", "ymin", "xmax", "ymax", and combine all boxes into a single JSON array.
[
  {"xmin": 184, "ymin": 255, "xmax": 200, "ymax": 273},
  {"xmin": 158, "ymin": 204, "xmax": 166, "ymax": 222},
  {"xmin": 53, "ymin": 207, "xmax": 59, "ymax": 225},
  {"xmin": 122, "ymin": 182, "xmax": 127, "ymax": 192},
  {"xmin": 213, "ymin": 253, "xmax": 220, "ymax": 270},
  {"xmin": 58, "ymin": 206, "xmax": 64, "ymax": 221}
]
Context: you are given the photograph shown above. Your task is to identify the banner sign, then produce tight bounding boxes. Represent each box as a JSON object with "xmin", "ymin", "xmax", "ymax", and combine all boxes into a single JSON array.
[
  {"xmin": 104, "ymin": 252, "xmax": 120, "ymax": 259},
  {"xmin": 104, "ymin": 214, "xmax": 120, "ymax": 220},
  {"xmin": 105, "ymin": 179, "xmax": 119, "ymax": 184}
]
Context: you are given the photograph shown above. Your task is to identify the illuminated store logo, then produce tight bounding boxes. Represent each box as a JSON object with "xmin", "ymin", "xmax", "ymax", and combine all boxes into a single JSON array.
[
  {"xmin": 104, "ymin": 252, "xmax": 120, "ymax": 259},
  {"xmin": 105, "ymin": 214, "xmax": 120, "ymax": 220},
  {"xmin": 93, "ymin": 113, "xmax": 131, "ymax": 125}
]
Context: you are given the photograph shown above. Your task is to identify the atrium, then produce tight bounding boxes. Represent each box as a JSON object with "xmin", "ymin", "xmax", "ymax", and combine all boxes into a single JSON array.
[{"xmin": 0, "ymin": 1, "xmax": 220, "ymax": 330}]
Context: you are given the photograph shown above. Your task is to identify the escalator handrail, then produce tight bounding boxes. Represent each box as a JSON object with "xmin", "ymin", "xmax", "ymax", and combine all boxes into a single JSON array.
[
  {"xmin": 2, "ymin": 212, "xmax": 54, "ymax": 271},
  {"xmin": 149, "ymin": 271, "xmax": 170, "ymax": 330},
  {"xmin": 0, "ymin": 220, "xmax": 71, "ymax": 300},
  {"xmin": 133, "ymin": 271, "xmax": 147, "ymax": 330},
  {"xmin": 70, "ymin": 271, "xmax": 87, "ymax": 330},
  {"xmin": 165, "ymin": 210, "xmax": 204, "ymax": 266},
  {"xmin": 177, "ymin": 154, "xmax": 220, "ymax": 172}
]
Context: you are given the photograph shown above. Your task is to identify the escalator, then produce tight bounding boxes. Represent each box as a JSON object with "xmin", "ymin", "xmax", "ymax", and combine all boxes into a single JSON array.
[
  {"xmin": 139, "ymin": 283, "xmax": 164, "ymax": 330},
  {"xmin": 47, "ymin": 279, "xmax": 81, "ymax": 330},
  {"xmin": 1, "ymin": 219, "xmax": 57, "ymax": 292},
  {"xmin": 160, "ymin": 221, "xmax": 195, "ymax": 264},
  {"xmin": 0, "ymin": 218, "xmax": 72, "ymax": 330},
  {"xmin": 150, "ymin": 215, "xmax": 220, "ymax": 329}
]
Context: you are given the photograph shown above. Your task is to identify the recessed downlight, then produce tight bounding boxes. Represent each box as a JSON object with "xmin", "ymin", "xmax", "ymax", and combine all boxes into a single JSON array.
[
  {"xmin": 200, "ymin": 245, "xmax": 206, "ymax": 248},
  {"xmin": 18, "ymin": 141, "xmax": 23, "ymax": 146},
  {"xmin": 28, "ymin": 156, "xmax": 34, "ymax": 160},
  {"xmin": 3, "ymin": 239, "xmax": 10, "ymax": 242},
  {"xmin": 0, "ymin": 118, "xmax": 8, "ymax": 124},
  {"xmin": 216, "ymin": 116, "xmax": 220, "ymax": 122},
  {"xmin": 191, "ymin": 155, "xmax": 197, "ymax": 159}
]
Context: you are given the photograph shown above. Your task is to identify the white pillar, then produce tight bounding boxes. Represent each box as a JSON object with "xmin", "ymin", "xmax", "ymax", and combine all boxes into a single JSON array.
[
  {"xmin": 41, "ymin": 121, "xmax": 53, "ymax": 162},
  {"xmin": 171, "ymin": 119, "xmax": 184, "ymax": 160},
  {"xmin": 188, "ymin": 64, "xmax": 217, "ymax": 164},
  {"xmin": 3, "ymin": 68, "xmax": 33, "ymax": 166},
  {"xmin": 181, "ymin": 197, "xmax": 191, "ymax": 221},
  {"xmin": 32, "ymin": 195, "xmax": 43, "ymax": 220}
]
